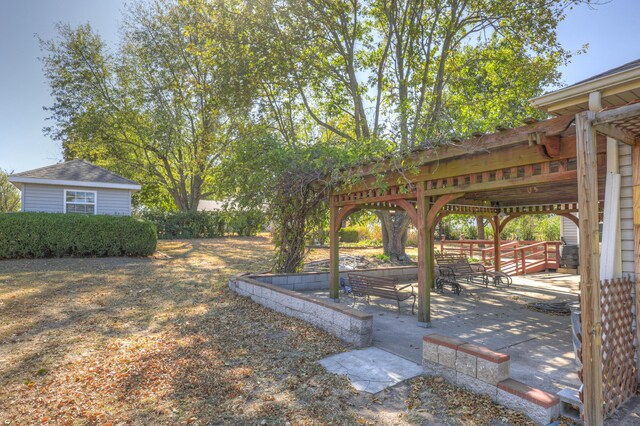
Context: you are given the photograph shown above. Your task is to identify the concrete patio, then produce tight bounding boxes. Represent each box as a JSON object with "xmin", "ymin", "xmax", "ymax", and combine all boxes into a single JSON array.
[{"xmin": 311, "ymin": 272, "xmax": 581, "ymax": 395}]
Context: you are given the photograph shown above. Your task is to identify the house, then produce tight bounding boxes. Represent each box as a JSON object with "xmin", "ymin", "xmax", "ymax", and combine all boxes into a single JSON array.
[
  {"xmin": 531, "ymin": 57, "xmax": 640, "ymax": 279},
  {"xmin": 8, "ymin": 160, "xmax": 141, "ymax": 216}
]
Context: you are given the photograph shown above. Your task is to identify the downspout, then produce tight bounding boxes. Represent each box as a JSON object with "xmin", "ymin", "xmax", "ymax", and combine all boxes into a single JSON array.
[{"xmin": 591, "ymin": 91, "xmax": 623, "ymax": 279}]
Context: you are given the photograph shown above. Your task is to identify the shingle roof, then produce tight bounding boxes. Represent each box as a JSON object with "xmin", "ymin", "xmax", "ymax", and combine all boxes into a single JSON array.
[
  {"xmin": 11, "ymin": 160, "xmax": 139, "ymax": 185},
  {"xmin": 568, "ymin": 58, "xmax": 640, "ymax": 87}
]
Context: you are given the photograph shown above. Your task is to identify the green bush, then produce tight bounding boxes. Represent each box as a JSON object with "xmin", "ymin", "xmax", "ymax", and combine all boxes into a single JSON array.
[
  {"xmin": 140, "ymin": 209, "xmax": 266, "ymax": 239},
  {"xmin": 339, "ymin": 226, "xmax": 360, "ymax": 243},
  {"xmin": 0, "ymin": 213, "xmax": 157, "ymax": 259},
  {"xmin": 226, "ymin": 210, "xmax": 266, "ymax": 236},
  {"xmin": 141, "ymin": 210, "xmax": 226, "ymax": 239}
]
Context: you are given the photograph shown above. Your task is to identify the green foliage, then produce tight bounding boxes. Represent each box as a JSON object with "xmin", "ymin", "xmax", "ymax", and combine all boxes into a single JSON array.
[
  {"xmin": 141, "ymin": 210, "xmax": 226, "ymax": 239},
  {"xmin": 40, "ymin": 1, "xmax": 255, "ymax": 211},
  {"xmin": 216, "ymin": 132, "xmax": 354, "ymax": 272},
  {"xmin": 0, "ymin": 169, "xmax": 20, "ymax": 212},
  {"xmin": 445, "ymin": 37, "xmax": 563, "ymax": 136},
  {"xmin": 140, "ymin": 209, "xmax": 265, "ymax": 239},
  {"xmin": 439, "ymin": 214, "xmax": 560, "ymax": 242},
  {"xmin": 39, "ymin": 0, "xmax": 589, "ymax": 269},
  {"xmin": 502, "ymin": 215, "xmax": 560, "ymax": 241},
  {"xmin": 0, "ymin": 213, "xmax": 157, "ymax": 259},
  {"xmin": 225, "ymin": 210, "xmax": 266, "ymax": 237},
  {"xmin": 244, "ymin": 0, "xmax": 580, "ymax": 150},
  {"xmin": 373, "ymin": 253, "xmax": 391, "ymax": 262},
  {"xmin": 339, "ymin": 226, "xmax": 361, "ymax": 243},
  {"xmin": 439, "ymin": 215, "xmax": 489, "ymax": 240}
]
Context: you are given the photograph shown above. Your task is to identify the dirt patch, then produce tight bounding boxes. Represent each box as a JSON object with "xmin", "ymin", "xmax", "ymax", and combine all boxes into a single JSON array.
[{"xmin": 1, "ymin": 237, "xmax": 534, "ymax": 425}]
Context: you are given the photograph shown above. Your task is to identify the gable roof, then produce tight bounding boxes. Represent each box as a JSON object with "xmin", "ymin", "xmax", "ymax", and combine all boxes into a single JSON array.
[
  {"xmin": 570, "ymin": 58, "xmax": 640, "ymax": 87},
  {"xmin": 9, "ymin": 160, "xmax": 141, "ymax": 190},
  {"xmin": 530, "ymin": 58, "xmax": 640, "ymax": 116}
]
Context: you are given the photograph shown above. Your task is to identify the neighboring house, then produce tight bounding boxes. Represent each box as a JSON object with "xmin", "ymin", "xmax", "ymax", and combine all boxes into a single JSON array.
[
  {"xmin": 197, "ymin": 199, "xmax": 226, "ymax": 211},
  {"xmin": 8, "ymin": 160, "xmax": 141, "ymax": 216}
]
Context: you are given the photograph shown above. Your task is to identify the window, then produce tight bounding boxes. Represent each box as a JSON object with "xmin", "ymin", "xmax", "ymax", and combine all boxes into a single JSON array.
[{"xmin": 64, "ymin": 190, "xmax": 96, "ymax": 214}]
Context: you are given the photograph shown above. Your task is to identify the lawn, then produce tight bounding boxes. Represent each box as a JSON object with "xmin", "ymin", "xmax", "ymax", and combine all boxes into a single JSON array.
[{"xmin": 0, "ymin": 237, "xmax": 534, "ymax": 425}]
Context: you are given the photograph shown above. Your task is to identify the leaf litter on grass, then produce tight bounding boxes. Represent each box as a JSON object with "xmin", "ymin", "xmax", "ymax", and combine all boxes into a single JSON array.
[{"xmin": 1, "ymin": 237, "xmax": 540, "ymax": 425}]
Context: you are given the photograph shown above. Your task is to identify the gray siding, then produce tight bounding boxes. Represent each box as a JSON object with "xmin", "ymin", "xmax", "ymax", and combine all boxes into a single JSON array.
[
  {"xmin": 22, "ymin": 184, "xmax": 64, "ymax": 213},
  {"xmin": 560, "ymin": 216, "xmax": 579, "ymax": 245},
  {"xmin": 21, "ymin": 184, "xmax": 131, "ymax": 216},
  {"xmin": 96, "ymin": 188, "xmax": 131, "ymax": 215},
  {"xmin": 619, "ymin": 142, "xmax": 635, "ymax": 278}
]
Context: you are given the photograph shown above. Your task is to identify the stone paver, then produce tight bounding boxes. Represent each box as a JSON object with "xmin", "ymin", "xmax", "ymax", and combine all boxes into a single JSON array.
[{"xmin": 318, "ymin": 347, "xmax": 423, "ymax": 394}]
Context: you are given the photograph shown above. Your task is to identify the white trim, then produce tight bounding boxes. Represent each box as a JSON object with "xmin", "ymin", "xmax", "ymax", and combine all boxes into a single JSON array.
[
  {"xmin": 8, "ymin": 176, "xmax": 141, "ymax": 191},
  {"xmin": 20, "ymin": 183, "xmax": 25, "ymax": 212},
  {"xmin": 530, "ymin": 65, "xmax": 640, "ymax": 111},
  {"xmin": 64, "ymin": 189, "xmax": 97, "ymax": 215}
]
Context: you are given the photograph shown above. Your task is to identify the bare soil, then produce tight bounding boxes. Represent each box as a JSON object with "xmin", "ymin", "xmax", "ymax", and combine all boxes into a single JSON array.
[{"xmin": 0, "ymin": 237, "xmax": 534, "ymax": 425}]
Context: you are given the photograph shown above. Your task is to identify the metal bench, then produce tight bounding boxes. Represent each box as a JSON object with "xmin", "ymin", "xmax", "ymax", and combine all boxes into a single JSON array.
[
  {"xmin": 435, "ymin": 253, "xmax": 488, "ymax": 294},
  {"xmin": 434, "ymin": 253, "xmax": 512, "ymax": 294},
  {"xmin": 347, "ymin": 273, "xmax": 416, "ymax": 315}
]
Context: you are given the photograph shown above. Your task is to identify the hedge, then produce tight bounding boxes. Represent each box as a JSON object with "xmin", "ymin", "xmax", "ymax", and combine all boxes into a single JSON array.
[
  {"xmin": 140, "ymin": 210, "xmax": 265, "ymax": 239},
  {"xmin": 339, "ymin": 226, "xmax": 360, "ymax": 243},
  {"xmin": 0, "ymin": 213, "xmax": 157, "ymax": 259}
]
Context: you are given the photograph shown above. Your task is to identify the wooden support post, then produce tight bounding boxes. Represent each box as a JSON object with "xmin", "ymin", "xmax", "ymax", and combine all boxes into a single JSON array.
[
  {"xmin": 632, "ymin": 143, "xmax": 640, "ymax": 378},
  {"xmin": 329, "ymin": 196, "xmax": 340, "ymax": 300},
  {"xmin": 493, "ymin": 215, "xmax": 501, "ymax": 272},
  {"xmin": 429, "ymin": 229, "xmax": 436, "ymax": 290},
  {"xmin": 417, "ymin": 182, "xmax": 432, "ymax": 325},
  {"xmin": 576, "ymin": 111, "xmax": 604, "ymax": 425}
]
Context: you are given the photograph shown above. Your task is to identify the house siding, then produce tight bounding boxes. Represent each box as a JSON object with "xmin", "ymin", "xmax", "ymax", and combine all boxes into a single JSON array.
[
  {"xmin": 22, "ymin": 184, "xmax": 131, "ymax": 216},
  {"xmin": 618, "ymin": 142, "xmax": 635, "ymax": 279},
  {"xmin": 560, "ymin": 216, "xmax": 579, "ymax": 245}
]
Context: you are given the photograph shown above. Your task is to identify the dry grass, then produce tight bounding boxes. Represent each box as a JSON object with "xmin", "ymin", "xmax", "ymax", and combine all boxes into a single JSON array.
[{"xmin": 0, "ymin": 237, "xmax": 534, "ymax": 425}]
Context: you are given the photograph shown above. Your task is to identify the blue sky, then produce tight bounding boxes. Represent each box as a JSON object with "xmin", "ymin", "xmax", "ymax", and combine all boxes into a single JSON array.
[{"xmin": 1, "ymin": 0, "xmax": 639, "ymax": 173}]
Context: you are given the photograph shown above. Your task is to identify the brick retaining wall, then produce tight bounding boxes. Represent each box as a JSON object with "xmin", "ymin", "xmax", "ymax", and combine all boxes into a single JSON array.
[
  {"xmin": 230, "ymin": 275, "xmax": 373, "ymax": 347},
  {"xmin": 423, "ymin": 334, "xmax": 560, "ymax": 425}
]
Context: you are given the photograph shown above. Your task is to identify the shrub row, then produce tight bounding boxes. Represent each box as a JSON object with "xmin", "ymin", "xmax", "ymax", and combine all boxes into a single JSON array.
[
  {"xmin": 140, "ymin": 209, "xmax": 265, "ymax": 239},
  {"xmin": 0, "ymin": 213, "xmax": 157, "ymax": 259}
]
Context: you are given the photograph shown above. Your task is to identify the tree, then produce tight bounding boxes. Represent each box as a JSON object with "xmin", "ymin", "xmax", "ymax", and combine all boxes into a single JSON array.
[
  {"xmin": 251, "ymin": 0, "xmax": 590, "ymax": 260},
  {"xmin": 0, "ymin": 169, "xmax": 20, "ymax": 212},
  {"xmin": 217, "ymin": 131, "xmax": 346, "ymax": 272},
  {"xmin": 41, "ymin": 0, "xmax": 254, "ymax": 211}
]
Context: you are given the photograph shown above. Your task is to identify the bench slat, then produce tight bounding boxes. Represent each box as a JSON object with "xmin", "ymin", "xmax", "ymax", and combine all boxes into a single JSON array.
[{"xmin": 347, "ymin": 273, "xmax": 416, "ymax": 312}]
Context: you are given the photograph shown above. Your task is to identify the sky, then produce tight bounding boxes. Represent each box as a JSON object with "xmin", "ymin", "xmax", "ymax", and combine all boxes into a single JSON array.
[{"xmin": 0, "ymin": 0, "xmax": 639, "ymax": 173}]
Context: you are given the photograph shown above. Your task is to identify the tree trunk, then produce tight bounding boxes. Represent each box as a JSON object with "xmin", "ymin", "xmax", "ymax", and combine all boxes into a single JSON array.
[
  {"xmin": 476, "ymin": 216, "xmax": 485, "ymax": 247},
  {"xmin": 377, "ymin": 210, "xmax": 411, "ymax": 261}
]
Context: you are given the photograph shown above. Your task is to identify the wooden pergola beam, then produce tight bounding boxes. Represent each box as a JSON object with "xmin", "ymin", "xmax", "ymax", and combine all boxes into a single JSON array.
[
  {"xmin": 424, "ymin": 170, "xmax": 579, "ymax": 197},
  {"xmin": 343, "ymin": 114, "xmax": 575, "ymax": 178},
  {"xmin": 594, "ymin": 122, "xmax": 638, "ymax": 146},
  {"xmin": 592, "ymin": 102, "xmax": 640, "ymax": 126}
]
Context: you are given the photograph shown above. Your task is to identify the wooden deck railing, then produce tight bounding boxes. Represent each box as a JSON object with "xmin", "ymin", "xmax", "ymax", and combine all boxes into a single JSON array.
[{"xmin": 438, "ymin": 239, "xmax": 560, "ymax": 275}]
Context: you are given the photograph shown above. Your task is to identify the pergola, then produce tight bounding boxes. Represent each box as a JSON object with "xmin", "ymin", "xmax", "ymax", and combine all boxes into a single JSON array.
[
  {"xmin": 328, "ymin": 102, "xmax": 640, "ymax": 424},
  {"xmin": 329, "ymin": 113, "xmax": 606, "ymax": 321}
]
